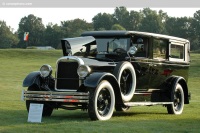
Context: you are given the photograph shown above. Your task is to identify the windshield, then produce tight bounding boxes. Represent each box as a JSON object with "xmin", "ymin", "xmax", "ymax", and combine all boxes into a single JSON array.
[
  {"xmin": 96, "ymin": 38, "xmax": 129, "ymax": 53},
  {"xmin": 73, "ymin": 37, "xmax": 130, "ymax": 60}
]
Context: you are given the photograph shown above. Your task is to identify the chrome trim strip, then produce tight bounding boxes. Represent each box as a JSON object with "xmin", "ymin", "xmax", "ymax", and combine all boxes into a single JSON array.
[
  {"xmin": 131, "ymin": 60, "xmax": 190, "ymax": 67},
  {"xmin": 24, "ymin": 98, "xmax": 88, "ymax": 103},
  {"xmin": 24, "ymin": 94, "xmax": 89, "ymax": 99},
  {"xmin": 24, "ymin": 91, "xmax": 89, "ymax": 95},
  {"xmin": 23, "ymin": 91, "xmax": 89, "ymax": 103},
  {"xmin": 56, "ymin": 56, "xmax": 84, "ymax": 65}
]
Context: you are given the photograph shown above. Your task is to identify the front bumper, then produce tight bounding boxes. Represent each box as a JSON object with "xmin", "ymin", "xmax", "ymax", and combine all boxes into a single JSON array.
[{"xmin": 22, "ymin": 90, "xmax": 89, "ymax": 103}]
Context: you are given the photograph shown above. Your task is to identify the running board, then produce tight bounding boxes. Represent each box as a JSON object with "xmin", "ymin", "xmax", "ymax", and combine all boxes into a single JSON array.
[{"xmin": 124, "ymin": 102, "xmax": 173, "ymax": 107}]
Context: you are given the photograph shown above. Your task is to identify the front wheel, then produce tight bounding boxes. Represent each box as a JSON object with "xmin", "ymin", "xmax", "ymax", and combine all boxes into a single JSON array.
[
  {"xmin": 167, "ymin": 83, "xmax": 184, "ymax": 115},
  {"xmin": 26, "ymin": 85, "xmax": 54, "ymax": 117},
  {"xmin": 88, "ymin": 80, "xmax": 115, "ymax": 121}
]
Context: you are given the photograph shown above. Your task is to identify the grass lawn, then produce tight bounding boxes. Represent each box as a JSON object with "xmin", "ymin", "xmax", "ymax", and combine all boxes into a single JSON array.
[{"xmin": 0, "ymin": 49, "xmax": 199, "ymax": 133}]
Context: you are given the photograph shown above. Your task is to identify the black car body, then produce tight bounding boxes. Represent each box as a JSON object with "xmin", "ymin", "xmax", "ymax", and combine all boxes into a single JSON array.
[{"xmin": 22, "ymin": 31, "xmax": 190, "ymax": 120}]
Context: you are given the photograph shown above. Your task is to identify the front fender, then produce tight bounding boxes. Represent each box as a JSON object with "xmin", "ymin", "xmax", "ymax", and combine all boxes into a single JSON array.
[
  {"xmin": 84, "ymin": 72, "xmax": 124, "ymax": 105},
  {"xmin": 23, "ymin": 71, "xmax": 40, "ymax": 87},
  {"xmin": 84, "ymin": 72, "xmax": 110, "ymax": 88}
]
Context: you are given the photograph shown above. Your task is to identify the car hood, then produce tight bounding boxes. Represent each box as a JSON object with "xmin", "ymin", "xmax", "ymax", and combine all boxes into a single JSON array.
[{"xmin": 61, "ymin": 36, "xmax": 95, "ymax": 56}]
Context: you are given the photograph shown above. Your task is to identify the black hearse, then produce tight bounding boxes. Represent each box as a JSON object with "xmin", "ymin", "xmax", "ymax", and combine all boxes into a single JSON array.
[{"xmin": 22, "ymin": 31, "xmax": 190, "ymax": 120}]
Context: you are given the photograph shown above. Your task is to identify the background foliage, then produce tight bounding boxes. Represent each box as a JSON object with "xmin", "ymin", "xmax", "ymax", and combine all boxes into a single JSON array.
[{"xmin": 0, "ymin": 7, "xmax": 200, "ymax": 50}]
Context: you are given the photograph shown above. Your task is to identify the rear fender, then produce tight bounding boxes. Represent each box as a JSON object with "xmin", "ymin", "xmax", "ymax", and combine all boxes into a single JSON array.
[
  {"xmin": 84, "ymin": 72, "xmax": 123, "ymax": 105},
  {"xmin": 167, "ymin": 76, "xmax": 189, "ymax": 104},
  {"xmin": 23, "ymin": 71, "xmax": 41, "ymax": 87}
]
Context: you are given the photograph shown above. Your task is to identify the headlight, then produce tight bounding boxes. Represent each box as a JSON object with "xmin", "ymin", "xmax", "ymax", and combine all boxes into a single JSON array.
[
  {"xmin": 40, "ymin": 64, "xmax": 52, "ymax": 78},
  {"xmin": 77, "ymin": 65, "xmax": 91, "ymax": 78}
]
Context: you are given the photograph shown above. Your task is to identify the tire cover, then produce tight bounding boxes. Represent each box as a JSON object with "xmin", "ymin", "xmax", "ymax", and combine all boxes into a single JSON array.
[{"xmin": 113, "ymin": 61, "xmax": 136, "ymax": 102}]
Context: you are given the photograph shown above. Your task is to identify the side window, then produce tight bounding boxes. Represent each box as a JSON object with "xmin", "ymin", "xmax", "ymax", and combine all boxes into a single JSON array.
[
  {"xmin": 132, "ymin": 37, "xmax": 148, "ymax": 57},
  {"xmin": 169, "ymin": 43, "xmax": 184, "ymax": 61},
  {"xmin": 153, "ymin": 39, "xmax": 167, "ymax": 60}
]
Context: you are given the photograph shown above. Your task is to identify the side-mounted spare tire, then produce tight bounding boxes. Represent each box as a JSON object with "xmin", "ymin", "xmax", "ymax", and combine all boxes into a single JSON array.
[{"xmin": 113, "ymin": 61, "xmax": 136, "ymax": 102}]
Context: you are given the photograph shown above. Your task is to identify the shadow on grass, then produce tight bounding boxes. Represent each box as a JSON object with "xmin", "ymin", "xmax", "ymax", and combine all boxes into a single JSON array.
[
  {"xmin": 113, "ymin": 111, "xmax": 167, "ymax": 117},
  {"xmin": 1, "ymin": 108, "xmax": 200, "ymax": 133},
  {"xmin": 44, "ymin": 107, "xmax": 169, "ymax": 121},
  {"xmin": 0, "ymin": 107, "xmax": 169, "ymax": 126},
  {"xmin": 49, "ymin": 109, "xmax": 89, "ymax": 121}
]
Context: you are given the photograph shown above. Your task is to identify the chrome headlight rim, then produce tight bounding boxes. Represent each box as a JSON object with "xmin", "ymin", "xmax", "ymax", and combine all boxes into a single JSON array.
[
  {"xmin": 40, "ymin": 64, "xmax": 52, "ymax": 78},
  {"xmin": 77, "ymin": 65, "xmax": 91, "ymax": 78}
]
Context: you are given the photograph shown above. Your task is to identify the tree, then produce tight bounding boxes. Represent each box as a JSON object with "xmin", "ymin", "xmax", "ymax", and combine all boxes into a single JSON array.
[
  {"xmin": 111, "ymin": 24, "xmax": 126, "ymax": 30},
  {"xmin": 17, "ymin": 14, "xmax": 45, "ymax": 48},
  {"xmin": 192, "ymin": 10, "xmax": 200, "ymax": 36},
  {"xmin": 190, "ymin": 10, "xmax": 200, "ymax": 50},
  {"xmin": 113, "ymin": 7, "xmax": 130, "ymax": 30},
  {"xmin": 165, "ymin": 17, "xmax": 192, "ymax": 40},
  {"xmin": 165, "ymin": 17, "xmax": 177, "ymax": 36},
  {"xmin": 0, "ymin": 21, "xmax": 19, "ymax": 48},
  {"xmin": 158, "ymin": 10, "xmax": 168, "ymax": 34},
  {"xmin": 61, "ymin": 18, "xmax": 93, "ymax": 38},
  {"xmin": 158, "ymin": 10, "xmax": 168, "ymax": 23},
  {"xmin": 139, "ymin": 8, "xmax": 165, "ymax": 34},
  {"xmin": 44, "ymin": 23, "xmax": 63, "ymax": 48},
  {"xmin": 92, "ymin": 13, "xmax": 114, "ymax": 30},
  {"xmin": 129, "ymin": 10, "xmax": 142, "ymax": 30}
]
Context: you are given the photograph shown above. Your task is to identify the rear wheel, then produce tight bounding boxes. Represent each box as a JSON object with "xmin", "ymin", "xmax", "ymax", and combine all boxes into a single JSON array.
[
  {"xmin": 167, "ymin": 83, "xmax": 184, "ymax": 115},
  {"xmin": 26, "ymin": 85, "xmax": 54, "ymax": 117},
  {"xmin": 88, "ymin": 80, "xmax": 115, "ymax": 121}
]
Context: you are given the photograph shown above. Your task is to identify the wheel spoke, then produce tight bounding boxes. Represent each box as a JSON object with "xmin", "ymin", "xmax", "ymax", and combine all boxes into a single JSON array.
[
  {"xmin": 173, "ymin": 89, "xmax": 182, "ymax": 111},
  {"xmin": 120, "ymin": 69, "xmax": 133, "ymax": 95},
  {"xmin": 97, "ymin": 88, "xmax": 111, "ymax": 116}
]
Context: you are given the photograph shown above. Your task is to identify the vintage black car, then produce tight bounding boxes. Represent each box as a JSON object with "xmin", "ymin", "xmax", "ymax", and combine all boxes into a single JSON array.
[{"xmin": 22, "ymin": 31, "xmax": 190, "ymax": 120}]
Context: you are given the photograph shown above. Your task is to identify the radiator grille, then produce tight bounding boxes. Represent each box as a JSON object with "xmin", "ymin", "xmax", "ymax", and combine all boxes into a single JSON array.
[{"xmin": 56, "ymin": 61, "xmax": 79, "ymax": 90}]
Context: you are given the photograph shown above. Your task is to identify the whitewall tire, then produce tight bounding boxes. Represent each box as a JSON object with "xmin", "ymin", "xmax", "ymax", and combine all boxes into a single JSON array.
[
  {"xmin": 114, "ymin": 62, "xmax": 136, "ymax": 102},
  {"xmin": 167, "ymin": 83, "xmax": 184, "ymax": 115},
  {"xmin": 88, "ymin": 80, "xmax": 115, "ymax": 121}
]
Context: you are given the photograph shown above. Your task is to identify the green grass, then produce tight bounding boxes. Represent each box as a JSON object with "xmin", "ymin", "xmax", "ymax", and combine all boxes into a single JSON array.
[{"xmin": 0, "ymin": 49, "xmax": 200, "ymax": 133}]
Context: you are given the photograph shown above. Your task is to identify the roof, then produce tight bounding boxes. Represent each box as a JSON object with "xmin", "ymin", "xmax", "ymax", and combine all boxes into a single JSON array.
[{"xmin": 81, "ymin": 31, "xmax": 189, "ymax": 43}]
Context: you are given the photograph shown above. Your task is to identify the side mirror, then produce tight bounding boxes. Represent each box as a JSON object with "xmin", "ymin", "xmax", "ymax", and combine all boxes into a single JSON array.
[{"xmin": 128, "ymin": 46, "xmax": 137, "ymax": 55}]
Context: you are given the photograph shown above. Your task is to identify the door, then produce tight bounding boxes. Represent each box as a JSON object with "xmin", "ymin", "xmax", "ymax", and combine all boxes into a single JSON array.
[{"xmin": 148, "ymin": 38, "xmax": 169, "ymax": 90}]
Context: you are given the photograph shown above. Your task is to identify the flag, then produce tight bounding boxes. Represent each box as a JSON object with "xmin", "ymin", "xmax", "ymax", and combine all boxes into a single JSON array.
[{"xmin": 24, "ymin": 32, "xmax": 29, "ymax": 41}]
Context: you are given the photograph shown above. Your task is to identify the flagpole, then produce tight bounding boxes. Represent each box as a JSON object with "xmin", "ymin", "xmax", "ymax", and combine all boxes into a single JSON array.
[{"xmin": 26, "ymin": 39, "xmax": 28, "ymax": 48}]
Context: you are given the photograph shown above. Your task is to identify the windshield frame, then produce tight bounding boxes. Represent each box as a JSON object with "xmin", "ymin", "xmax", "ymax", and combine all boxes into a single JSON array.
[{"xmin": 78, "ymin": 37, "xmax": 130, "ymax": 56}]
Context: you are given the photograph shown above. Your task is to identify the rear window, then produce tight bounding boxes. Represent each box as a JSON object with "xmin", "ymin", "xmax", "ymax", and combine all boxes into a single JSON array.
[{"xmin": 169, "ymin": 43, "xmax": 185, "ymax": 62}]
